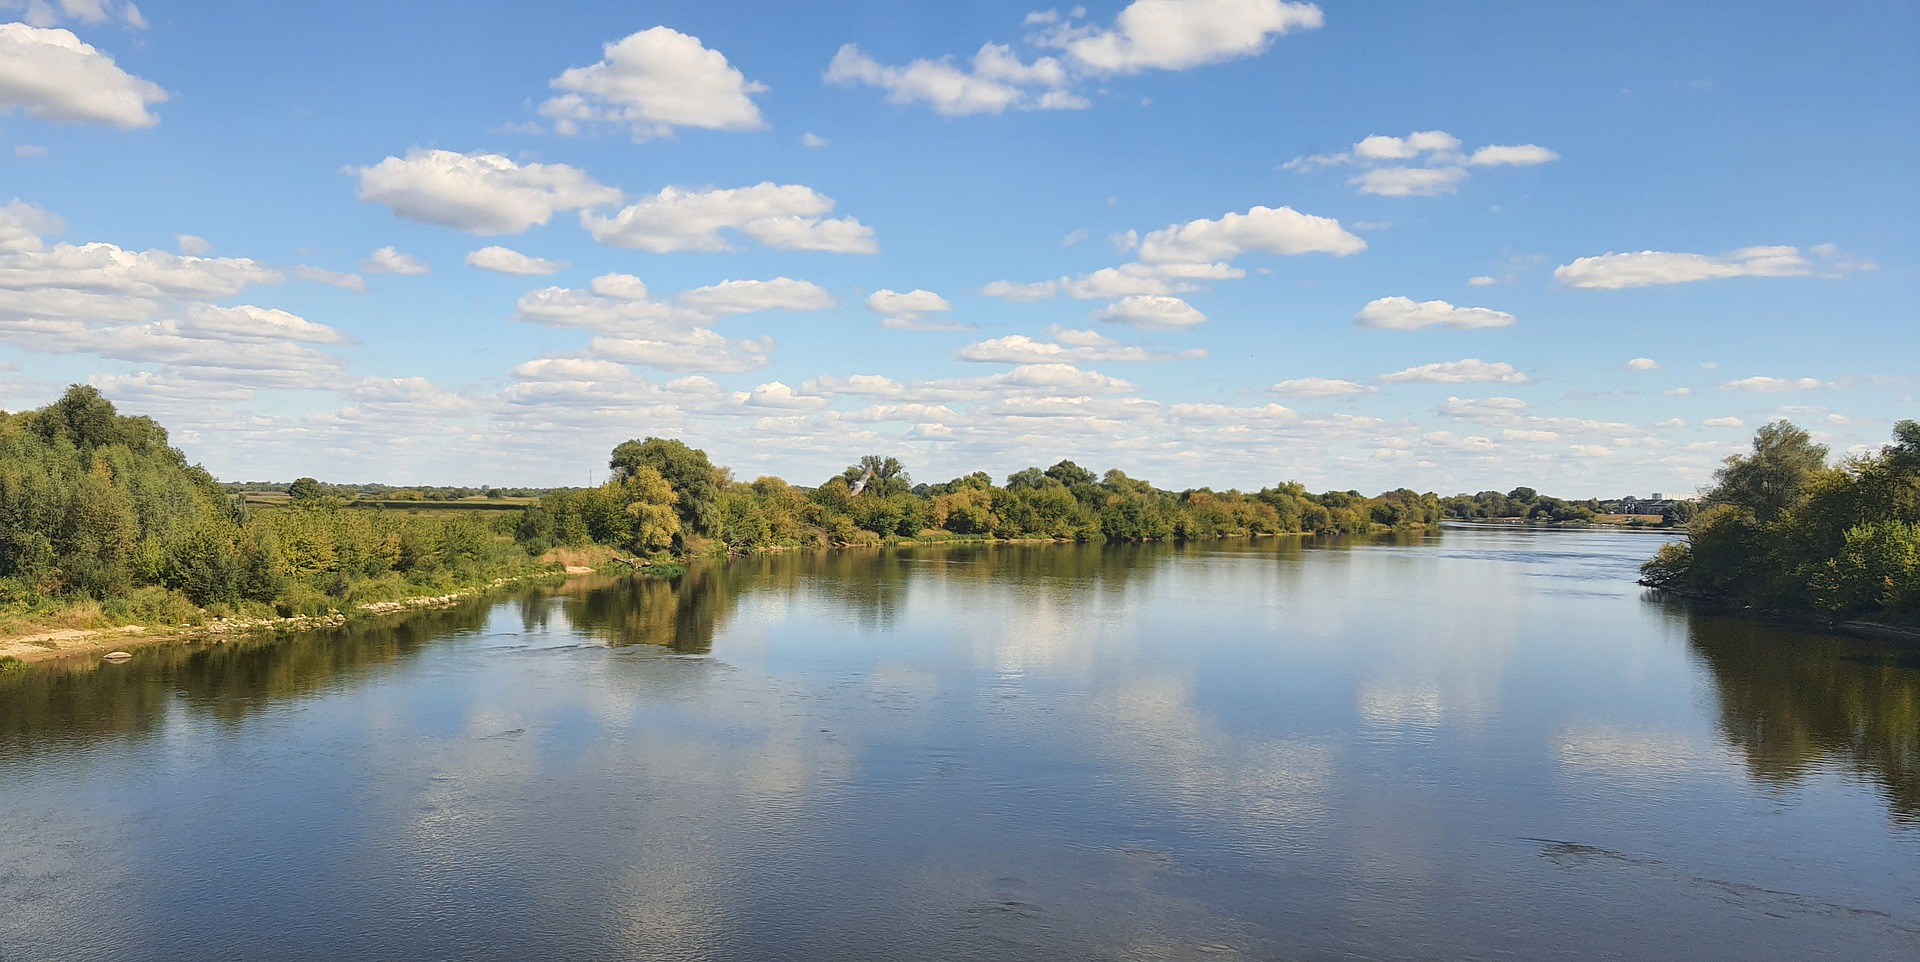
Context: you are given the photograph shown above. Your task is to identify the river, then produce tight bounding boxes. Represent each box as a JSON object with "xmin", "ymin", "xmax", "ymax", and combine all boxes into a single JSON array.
[{"xmin": 1, "ymin": 527, "xmax": 1915, "ymax": 960}]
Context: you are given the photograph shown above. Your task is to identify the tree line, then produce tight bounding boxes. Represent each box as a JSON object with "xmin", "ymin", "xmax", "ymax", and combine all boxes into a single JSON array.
[
  {"xmin": 1641, "ymin": 419, "xmax": 1920, "ymax": 623},
  {"xmin": 512, "ymin": 441, "xmax": 1449, "ymax": 559}
]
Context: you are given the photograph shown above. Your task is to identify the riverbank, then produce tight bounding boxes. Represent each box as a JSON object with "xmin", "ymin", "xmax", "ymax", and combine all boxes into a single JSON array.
[
  {"xmin": 1640, "ymin": 584, "xmax": 1920, "ymax": 645},
  {"xmin": 0, "ymin": 571, "xmax": 580, "ymax": 667}
]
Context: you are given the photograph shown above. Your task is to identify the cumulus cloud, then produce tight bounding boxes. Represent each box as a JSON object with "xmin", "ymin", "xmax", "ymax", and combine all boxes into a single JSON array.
[
  {"xmin": 1354, "ymin": 296, "xmax": 1515, "ymax": 331},
  {"xmin": 508, "ymin": 272, "xmax": 793, "ymax": 373},
  {"xmin": 1044, "ymin": 0, "xmax": 1324, "ymax": 74},
  {"xmin": 176, "ymin": 234, "xmax": 211, "ymax": 255},
  {"xmin": 825, "ymin": 42, "xmax": 1083, "ymax": 116},
  {"xmin": 1285, "ymin": 129, "xmax": 1557, "ymax": 197},
  {"xmin": 827, "ymin": 1, "xmax": 1319, "ymax": 116},
  {"xmin": 581, "ymin": 182, "xmax": 877, "ymax": 253},
  {"xmin": 1137, "ymin": 205, "xmax": 1365, "ymax": 263},
  {"xmin": 1378, "ymin": 359, "xmax": 1531, "ymax": 385},
  {"xmin": 735, "ymin": 381, "xmax": 829, "ymax": 411},
  {"xmin": 679, "ymin": 277, "xmax": 838, "ymax": 316},
  {"xmin": 1625, "ymin": 357, "xmax": 1662, "ymax": 371},
  {"xmin": 1704, "ymin": 417, "xmax": 1745, "ymax": 428},
  {"xmin": 1270, "ymin": 377, "xmax": 1374, "ymax": 398},
  {"xmin": 865, "ymin": 288, "xmax": 967, "ymax": 330},
  {"xmin": 510, "ymin": 357, "xmax": 633, "ymax": 382},
  {"xmin": 360, "ymin": 245, "xmax": 429, "ymax": 275},
  {"xmin": 1091, "ymin": 293, "xmax": 1208, "ymax": 328},
  {"xmin": 799, "ymin": 131, "xmax": 828, "ymax": 148},
  {"xmin": 0, "ymin": 23, "xmax": 166, "ymax": 128},
  {"xmin": 1721, "ymin": 375, "xmax": 1830, "ymax": 393},
  {"xmin": 352, "ymin": 149, "xmax": 622, "ymax": 235},
  {"xmin": 540, "ymin": 27, "xmax": 767, "ymax": 140},
  {"xmin": 956, "ymin": 328, "xmax": 1204, "ymax": 364},
  {"xmin": 465, "ymin": 245, "xmax": 569, "ymax": 276},
  {"xmin": 1552, "ymin": 245, "xmax": 1835, "ymax": 289}
]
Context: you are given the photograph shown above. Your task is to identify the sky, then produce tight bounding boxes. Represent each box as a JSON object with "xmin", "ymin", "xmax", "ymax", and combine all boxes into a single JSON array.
[{"xmin": 0, "ymin": 0, "xmax": 1914, "ymax": 495}]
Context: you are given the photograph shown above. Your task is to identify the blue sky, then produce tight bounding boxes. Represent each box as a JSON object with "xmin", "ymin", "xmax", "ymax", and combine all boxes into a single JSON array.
[{"xmin": 0, "ymin": 1, "xmax": 1914, "ymax": 494}]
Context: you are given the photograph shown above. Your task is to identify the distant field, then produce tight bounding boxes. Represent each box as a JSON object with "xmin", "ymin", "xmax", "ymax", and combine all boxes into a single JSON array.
[{"xmin": 1592, "ymin": 514, "xmax": 1668, "ymax": 525}]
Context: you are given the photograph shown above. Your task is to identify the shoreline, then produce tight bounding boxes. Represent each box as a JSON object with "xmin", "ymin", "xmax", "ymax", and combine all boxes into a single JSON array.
[
  {"xmin": 1640, "ymin": 584, "xmax": 1920, "ymax": 645},
  {"xmin": 0, "ymin": 571, "xmax": 574, "ymax": 667}
]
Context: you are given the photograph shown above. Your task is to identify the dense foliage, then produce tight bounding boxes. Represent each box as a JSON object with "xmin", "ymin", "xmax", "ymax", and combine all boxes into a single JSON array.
[
  {"xmin": 1641, "ymin": 420, "xmax": 1920, "ymax": 622},
  {"xmin": 1, "ymin": 386, "xmax": 544, "ymax": 630},
  {"xmin": 519, "ymin": 440, "xmax": 1447, "ymax": 559}
]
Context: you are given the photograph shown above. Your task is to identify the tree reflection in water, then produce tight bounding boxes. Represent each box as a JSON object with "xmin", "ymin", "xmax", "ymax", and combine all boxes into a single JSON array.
[
  {"xmin": 0, "ymin": 599, "xmax": 498, "ymax": 758},
  {"xmin": 1687, "ymin": 616, "xmax": 1920, "ymax": 823}
]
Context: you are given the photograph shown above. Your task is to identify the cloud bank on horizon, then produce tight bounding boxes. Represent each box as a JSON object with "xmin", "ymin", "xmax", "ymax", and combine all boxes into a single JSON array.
[{"xmin": 0, "ymin": 0, "xmax": 1912, "ymax": 495}]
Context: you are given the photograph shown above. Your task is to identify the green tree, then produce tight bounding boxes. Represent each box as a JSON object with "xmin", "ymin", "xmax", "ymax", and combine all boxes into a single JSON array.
[
  {"xmin": 610, "ymin": 438, "xmax": 721, "ymax": 540},
  {"xmin": 286, "ymin": 477, "xmax": 325, "ymax": 502},
  {"xmin": 1709, "ymin": 420, "xmax": 1830, "ymax": 523}
]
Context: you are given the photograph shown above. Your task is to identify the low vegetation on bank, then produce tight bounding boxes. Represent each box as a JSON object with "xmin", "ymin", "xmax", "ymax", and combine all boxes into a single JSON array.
[{"xmin": 1641, "ymin": 420, "xmax": 1920, "ymax": 625}]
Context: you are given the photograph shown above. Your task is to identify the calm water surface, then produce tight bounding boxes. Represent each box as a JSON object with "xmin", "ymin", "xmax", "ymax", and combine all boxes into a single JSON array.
[{"xmin": 2, "ymin": 528, "xmax": 1916, "ymax": 960}]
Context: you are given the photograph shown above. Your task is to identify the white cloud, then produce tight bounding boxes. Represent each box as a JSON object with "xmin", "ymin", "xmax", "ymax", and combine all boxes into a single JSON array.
[
  {"xmin": 1137, "ymin": 204, "xmax": 1364, "ymax": 262},
  {"xmin": 0, "ymin": 199, "xmax": 62, "ymax": 252},
  {"xmin": 1569, "ymin": 444, "xmax": 1615, "ymax": 458},
  {"xmin": 679, "ymin": 277, "xmax": 838, "ymax": 316},
  {"xmin": 1625, "ymin": 357, "xmax": 1662, "ymax": 371},
  {"xmin": 799, "ymin": 131, "xmax": 828, "ymax": 148},
  {"xmin": 540, "ymin": 27, "xmax": 767, "ymax": 140},
  {"xmin": 511, "ymin": 357, "xmax": 633, "ymax": 382},
  {"xmin": 175, "ymin": 234, "xmax": 211, "ymax": 255},
  {"xmin": 956, "ymin": 328, "xmax": 1204, "ymax": 363},
  {"xmin": 1437, "ymin": 396, "xmax": 1530, "ymax": 420},
  {"xmin": 1350, "ymin": 166, "xmax": 1469, "ymax": 197},
  {"xmin": 1553, "ymin": 246, "xmax": 1815, "ymax": 289},
  {"xmin": 825, "ymin": 42, "xmax": 1083, "ymax": 116},
  {"xmin": 1092, "ymin": 293, "xmax": 1207, "ymax": 328},
  {"xmin": 1379, "ymin": 359, "xmax": 1531, "ymax": 385},
  {"xmin": 0, "ymin": 241, "xmax": 281, "ymax": 299},
  {"xmin": 508, "ymin": 273, "xmax": 786, "ymax": 373},
  {"xmin": 582, "ymin": 182, "xmax": 877, "ymax": 253},
  {"xmin": 1721, "ymin": 375, "xmax": 1830, "ymax": 393},
  {"xmin": 178, "ymin": 303, "xmax": 351, "ymax": 345},
  {"xmin": 360, "ymin": 245, "xmax": 429, "ymax": 275},
  {"xmin": 12, "ymin": 144, "xmax": 47, "ymax": 157},
  {"xmin": 1285, "ymin": 130, "xmax": 1556, "ymax": 197},
  {"xmin": 1354, "ymin": 296, "xmax": 1515, "ymax": 331},
  {"xmin": 0, "ymin": 23, "xmax": 166, "ymax": 128},
  {"xmin": 1062, "ymin": 227, "xmax": 1089, "ymax": 247},
  {"xmin": 1503, "ymin": 429, "xmax": 1560, "ymax": 442},
  {"xmin": 1704, "ymin": 417, "xmax": 1745, "ymax": 428},
  {"xmin": 735, "ymin": 381, "xmax": 829, "ymax": 411},
  {"xmin": 352, "ymin": 149, "xmax": 622, "ymax": 235},
  {"xmin": 866, "ymin": 288, "xmax": 962, "ymax": 329},
  {"xmin": 828, "ymin": 2, "xmax": 1318, "ymax": 117},
  {"xmin": 981, "ymin": 261, "xmax": 1241, "ymax": 302},
  {"xmin": 1467, "ymin": 144, "xmax": 1559, "ymax": 166},
  {"xmin": 465, "ymin": 245, "xmax": 569, "ymax": 276},
  {"xmin": 1049, "ymin": 0, "xmax": 1324, "ymax": 74},
  {"xmin": 587, "ymin": 330, "xmax": 775, "ymax": 373},
  {"xmin": 1466, "ymin": 275, "xmax": 1498, "ymax": 287},
  {"xmin": 1270, "ymin": 377, "xmax": 1374, "ymax": 397}
]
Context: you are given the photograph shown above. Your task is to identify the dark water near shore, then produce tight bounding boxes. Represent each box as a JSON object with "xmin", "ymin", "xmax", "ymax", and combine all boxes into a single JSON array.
[{"xmin": 2, "ymin": 528, "xmax": 1916, "ymax": 961}]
